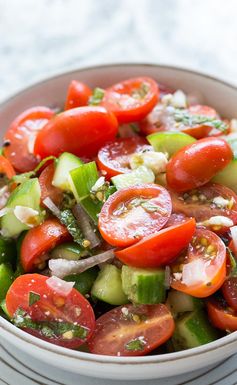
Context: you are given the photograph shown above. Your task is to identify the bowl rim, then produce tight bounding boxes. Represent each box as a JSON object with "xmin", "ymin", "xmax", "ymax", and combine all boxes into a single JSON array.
[{"xmin": 0, "ymin": 62, "xmax": 237, "ymax": 364}]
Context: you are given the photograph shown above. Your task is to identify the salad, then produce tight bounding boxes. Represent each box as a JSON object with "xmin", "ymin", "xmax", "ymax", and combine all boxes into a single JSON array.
[{"xmin": 0, "ymin": 76, "xmax": 237, "ymax": 357}]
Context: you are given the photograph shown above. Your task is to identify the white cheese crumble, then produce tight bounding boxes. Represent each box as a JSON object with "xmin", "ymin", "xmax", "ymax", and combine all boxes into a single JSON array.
[
  {"xmin": 199, "ymin": 216, "xmax": 234, "ymax": 228},
  {"xmin": 91, "ymin": 176, "xmax": 106, "ymax": 193},
  {"xmin": 162, "ymin": 90, "xmax": 187, "ymax": 109},
  {"xmin": 129, "ymin": 151, "xmax": 168, "ymax": 175},
  {"xmin": 212, "ymin": 196, "xmax": 229, "ymax": 208},
  {"xmin": 13, "ymin": 206, "xmax": 39, "ymax": 227}
]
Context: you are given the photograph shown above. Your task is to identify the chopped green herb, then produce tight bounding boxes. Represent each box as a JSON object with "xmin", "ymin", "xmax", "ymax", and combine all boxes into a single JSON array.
[
  {"xmin": 132, "ymin": 83, "xmax": 149, "ymax": 99},
  {"xmin": 89, "ymin": 87, "xmax": 105, "ymax": 105},
  {"xmin": 41, "ymin": 326, "xmax": 55, "ymax": 338},
  {"xmin": 227, "ymin": 247, "xmax": 237, "ymax": 277},
  {"xmin": 173, "ymin": 110, "xmax": 228, "ymax": 133},
  {"xmin": 90, "ymin": 177, "xmax": 111, "ymax": 203},
  {"xmin": 59, "ymin": 209, "xmax": 85, "ymax": 247},
  {"xmin": 29, "ymin": 291, "xmax": 41, "ymax": 306},
  {"xmin": 125, "ymin": 337, "xmax": 145, "ymax": 351},
  {"xmin": 141, "ymin": 201, "xmax": 167, "ymax": 214},
  {"xmin": 61, "ymin": 192, "xmax": 77, "ymax": 210}
]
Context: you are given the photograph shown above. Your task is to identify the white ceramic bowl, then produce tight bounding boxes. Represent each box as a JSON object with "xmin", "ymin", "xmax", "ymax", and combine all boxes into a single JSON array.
[{"xmin": 0, "ymin": 64, "xmax": 237, "ymax": 383}]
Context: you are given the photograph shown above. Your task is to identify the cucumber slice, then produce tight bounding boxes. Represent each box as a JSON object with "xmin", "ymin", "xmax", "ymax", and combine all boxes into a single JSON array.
[
  {"xmin": 51, "ymin": 242, "xmax": 87, "ymax": 260},
  {"xmin": 91, "ymin": 264, "xmax": 128, "ymax": 305},
  {"xmin": 172, "ymin": 310, "xmax": 219, "ymax": 350},
  {"xmin": 121, "ymin": 265, "xmax": 166, "ymax": 304},
  {"xmin": 64, "ymin": 266, "xmax": 99, "ymax": 295},
  {"xmin": 52, "ymin": 152, "xmax": 83, "ymax": 191},
  {"xmin": 1, "ymin": 178, "xmax": 43, "ymax": 238},
  {"xmin": 112, "ymin": 165, "xmax": 154, "ymax": 190},
  {"xmin": 212, "ymin": 159, "xmax": 237, "ymax": 193},
  {"xmin": 0, "ymin": 299, "xmax": 10, "ymax": 319},
  {"xmin": 167, "ymin": 290, "xmax": 203, "ymax": 316},
  {"xmin": 147, "ymin": 131, "xmax": 196, "ymax": 157},
  {"xmin": 0, "ymin": 238, "xmax": 17, "ymax": 265},
  {"xmin": 0, "ymin": 263, "xmax": 13, "ymax": 302}
]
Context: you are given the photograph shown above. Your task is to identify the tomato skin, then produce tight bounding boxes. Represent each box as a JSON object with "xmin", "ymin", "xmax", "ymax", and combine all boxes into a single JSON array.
[
  {"xmin": 0, "ymin": 155, "xmax": 16, "ymax": 179},
  {"xmin": 207, "ymin": 299, "xmax": 237, "ymax": 332},
  {"xmin": 101, "ymin": 77, "xmax": 159, "ymax": 124},
  {"xmin": 39, "ymin": 163, "xmax": 63, "ymax": 207},
  {"xmin": 20, "ymin": 219, "xmax": 70, "ymax": 272},
  {"xmin": 88, "ymin": 303, "xmax": 174, "ymax": 356},
  {"xmin": 170, "ymin": 183, "xmax": 237, "ymax": 233},
  {"xmin": 182, "ymin": 105, "xmax": 219, "ymax": 139},
  {"xmin": 171, "ymin": 229, "xmax": 226, "ymax": 298},
  {"xmin": 6, "ymin": 274, "xmax": 95, "ymax": 349},
  {"xmin": 65, "ymin": 80, "xmax": 92, "ymax": 110},
  {"xmin": 34, "ymin": 106, "xmax": 118, "ymax": 159},
  {"xmin": 3, "ymin": 107, "xmax": 54, "ymax": 172},
  {"xmin": 97, "ymin": 137, "xmax": 150, "ymax": 179},
  {"xmin": 115, "ymin": 218, "xmax": 196, "ymax": 268},
  {"xmin": 98, "ymin": 184, "xmax": 172, "ymax": 247},
  {"xmin": 167, "ymin": 138, "xmax": 233, "ymax": 192},
  {"xmin": 222, "ymin": 277, "xmax": 237, "ymax": 311}
]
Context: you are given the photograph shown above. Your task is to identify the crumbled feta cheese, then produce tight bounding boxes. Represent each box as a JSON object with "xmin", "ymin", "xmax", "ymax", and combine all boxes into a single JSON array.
[
  {"xmin": 91, "ymin": 176, "xmax": 105, "ymax": 192},
  {"xmin": 121, "ymin": 307, "xmax": 129, "ymax": 316},
  {"xmin": 212, "ymin": 196, "xmax": 229, "ymax": 208},
  {"xmin": 199, "ymin": 216, "xmax": 233, "ymax": 228},
  {"xmin": 171, "ymin": 90, "xmax": 187, "ymax": 108},
  {"xmin": 173, "ymin": 272, "xmax": 182, "ymax": 281},
  {"xmin": 182, "ymin": 259, "xmax": 209, "ymax": 286},
  {"xmin": 13, "ymin": 206, "xmax": 39, "ymax": 227},
  {"xmin": 130, "ymin": 151, "xmax": 168, "ymax": 175}
]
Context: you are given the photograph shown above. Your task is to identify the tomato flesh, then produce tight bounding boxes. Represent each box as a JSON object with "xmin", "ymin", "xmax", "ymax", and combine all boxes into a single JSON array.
[
  {"xmin": 171, "ymin": 229, "xmax": 226, "ymax": 297},
  {"xmin": 115, "ymin": 218, "xmax": 196, "ymax": 268},
  {"xmin": 101, "ymin": 77, "xmax": 159, "ymax": 124},
  {"xmin": 97, "ymin": 137, "xmax": 151, "ymax": 179},
  {"xmin": 222, "ymin": 277, "xmax": 237, "ymax": 311},
  {"xmin": 6, "ymin": 274, "xmax": 95, "ymax": 349},
  {"xmin": 170, "ymin": 183, "xmax": 237, "ymax": 233},
  {"xmin": 0, "ymin": 155, "xmax": 16, "ymax": 180},
  {"xmin": 65, "ymin": 80, "xmax": 92, "ymax": 110},
  {"xmin": 98, "ymin": 184, "xmax": 172, "ymax": 247},
  {"xmin": 167, "ymin": 138, "xmax": 233, "ymax": 192},
  {"xmin": 207, "ymin": 298, "xmax": 237, "ymax": 332},
  {"xmin": 20, "ymin": 219, "xmax": 70, "ymax": 272},
  {"xmin": 88, "ymin": 303, "xmax": 174, "ymax": 356},
  {"xmin": 34, "ymin": 106, "xmax": 118, "ymax": 159},
  {"xmin": 3, "ymin": 107, "xmax": 54, "ymax": 172},
  {"xmin": 39, "ymin": 163, "xmax": 63, "ymax": 207}
]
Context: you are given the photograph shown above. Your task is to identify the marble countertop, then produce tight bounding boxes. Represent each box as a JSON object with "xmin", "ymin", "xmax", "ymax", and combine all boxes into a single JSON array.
[{"xmin": 0, "ymin": 0, "xmax": 237, "ymax": 102}]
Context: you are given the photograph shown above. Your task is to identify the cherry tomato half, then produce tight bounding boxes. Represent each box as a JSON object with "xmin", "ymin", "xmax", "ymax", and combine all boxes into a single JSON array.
[
  {"xmin": 207, "ymin": 298, "xmax": 237, "ymax": 332},
  {"xmin": 100, "ymin": 77, "xmax": 159, "ymax": 124},
  {"xmin": 171, "ymin": 229, "xmax": 226, "ymax": 297},
  {"xmin": 34, "ymin": 106, "xmax": 118, "ymax": 159},
  {"xmin": 222, "ymin": 277, "xmax": 237, "ymax": 311},
  {"xmin": 3, "ymin": 107, "xmax": 54, "ymax": 172},
  {"xmin": 167, "ymin": 138, "xmax": 233, "ymax": 192},
  {"xmin": 170, "ymin": 183, "xmax": 237, "ymax": 233},
  {"xmin": 98, "ymin": 184, "xmax": 172, "ymax": 247},
  {"xmin": 20, "ymin": 219, "xmax": 70, "ymax": 272},
  {"xmin": 115, "ymin": 218, "xmax": 196, "ymax": 268},
  {"xmin": 88, "ymin": 303, "xmax": 174, "ymax": 356},
  {"xmin": 183, "ymin": 105, "xmax": 220, "ymax": 139},
  {"xmin": 39, "ymin": 163, "xmax": 63, "ymax": 207},
  {"xmin": 97, "ymin": 137, "xmax": 151, "ymax": 179},
  {"xmin": 65, "ymin": 80, "xmax": 92, "ymax": 110},
  {"xmin": 6, "ymin": 274, "xmax": 95, "ymax": 349}
]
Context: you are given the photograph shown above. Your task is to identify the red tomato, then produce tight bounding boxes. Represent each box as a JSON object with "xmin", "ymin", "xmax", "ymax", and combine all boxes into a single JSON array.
[
  {"xmin": 0, "ymin": 155, "xmax": 15, "ymax": 179},
  {"xmin": 170, "ymin": 183, "xmax": 237, "ymax": 233},
  {"xmin": 115, "ymin": 218, "xmax": 196, "ymax": 268},
  {"xmin": 98, "ymin": 184, "xmax": 172, "ymax": 247},
  {"xmin": 6, "ymin": 274, "xmax": 95, "ymax": 349},
  {"xmin": 101, "ymin": 77, "xmax": 159, "ymax": 124},
  {"xmin": 88, "ymin": 303, "xmax": 174, "ymax": 356},
  {"xmin": 181, "ymin": 105, "xmax": 220, "ymax": 139},
  {"xmin": 3, "ymin": 107, "xmax": 54, "ymax": 172},
  {"xmin": 65, "ymin": 80, "xmax": 92, "ymax": 110},
  {"xmin": 97, "ymin": 137, "xmax": 151, "ymax": 179},
  {"xmin": 222, "ymin": 277, "xmax": 237, "ymax": 311},
  {"xmin": 20, "ymin": 219, "xmax": 70, "ymax": 272},
  {"xmin": 165, "ymin": 213, "xmax": 188, "ymax": 227},
  {"xmin": 171, "ymin": 229, "xmax": 226, "ymax": 297},
  {"xmin": 166, "ymin": 138, "xmax": 233, "ymax": 192},
  {"xmin": 207, "ymin": 298, "xmax": 237, "ymax": 332},
  {"xmin": 39, "ymin": 163, "xmax": 63, "ymax": 207},
  {"xmin": 34, "ymin": 106, "xmax": 118, "ymax": 159}
]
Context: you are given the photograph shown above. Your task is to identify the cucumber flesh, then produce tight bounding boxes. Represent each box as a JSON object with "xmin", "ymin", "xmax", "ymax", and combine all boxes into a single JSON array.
[
  {"xmin": 1, "ymin": 178, "xmax": 42, "ymax": 238},
  {"xmin": 167, "ymin": 290, "xmax": 203, "ymax": 316},
  {"xmin": 0, "ymin": 263, "xmax": 14, "ymax": 302},
  {"xmin": 51, "ymin": 242, "xmax": 88, "ymax": 260},
  {"xmin": 64, "ymin": 266, "xmax": 99, "ymax": 295},
  {"xmin": 212, "ymin": 159, "xmax": 237, "ymax": 193},
  {"xmin": 121, "ymin": 265, "xmax": 166, "ymax": 304},
  {"xmin": 91, "ymin": 264, "xmax": 128, "ymax": 305},
  {"xmin": 52, "ymin": 152, "xmax": 83, "ymax": 191},
  {"xmin": 147, "ymin": 131, "xmax": 196, "ymax": 157},
  {"xmin": 0, "ymin": 299, "xmax": 10, "ymax": 319},
  {"xmin": 172, "ymin": 310, "xmax": 219, "ymax": 350},
  {"xmin": 112, "ymin": 166, "xmax": 154, "ymax": 190}
]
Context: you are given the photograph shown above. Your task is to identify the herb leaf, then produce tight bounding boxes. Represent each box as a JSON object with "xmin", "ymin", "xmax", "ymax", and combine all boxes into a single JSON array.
[
  {"xmin": 173, "ymin": 110, "xmax": 228, "ymax": 133},
  {"xmin": 59, "ymin": 209, "xmax": 85, "ymax": 247},
  {"xmin": 125, "ymin": 337, "xmax": 145, "ymax": 351},
  {"xmin": 29, "ymin": 291, "xmax": 41, "ymax": 306},
  {"xmin": 89, "ymin": 88, "xmax": 105, "ymax": 105}
]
